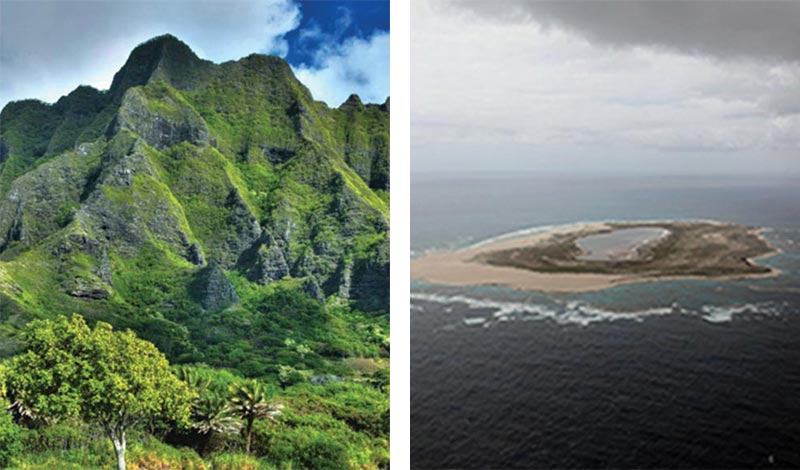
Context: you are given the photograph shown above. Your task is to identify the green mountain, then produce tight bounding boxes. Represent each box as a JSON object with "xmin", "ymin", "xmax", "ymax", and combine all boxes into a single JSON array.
[{"xmin": 0, "ymin": 34, "xmax": 389, "ymax": 365}]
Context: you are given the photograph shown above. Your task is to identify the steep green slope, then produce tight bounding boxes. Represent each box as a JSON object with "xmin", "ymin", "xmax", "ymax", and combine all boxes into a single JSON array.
[{"xmin": 0, "ymin": 35, "xmax": 389, "ymax": 369}]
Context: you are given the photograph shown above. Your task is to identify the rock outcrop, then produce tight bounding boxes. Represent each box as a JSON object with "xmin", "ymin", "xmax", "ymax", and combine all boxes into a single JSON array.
[
  {"xmin": 195, "ymin": 265, "xmax": 239, "ymax": 311},
  {"xmin": 112, "ymin": 86, "xmax": 209, "ymax": 150}
]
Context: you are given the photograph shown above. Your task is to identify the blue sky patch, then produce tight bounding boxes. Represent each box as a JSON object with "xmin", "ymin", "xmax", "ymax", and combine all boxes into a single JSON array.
[{"xmin": 284, "ymin": 0, "xmax": 390, "ymax": 68}]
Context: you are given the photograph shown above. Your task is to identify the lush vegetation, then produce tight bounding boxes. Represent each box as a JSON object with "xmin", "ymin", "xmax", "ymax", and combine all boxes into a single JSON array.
[
  {"xmin": 0, "ymin": 315, "xmax": 389, "ymax": 469},
  {"xmin": 0, "ymin": 34, "xmax": 389, "ymax": 469},
  {"xmin": 3, "ymin": 315, "xmax": 193, "ymax": 470}
]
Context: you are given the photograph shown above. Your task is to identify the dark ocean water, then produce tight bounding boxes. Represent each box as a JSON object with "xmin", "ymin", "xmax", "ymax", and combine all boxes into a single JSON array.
[{"xmin": 411, "ymin": 174, "xmax": 800, "ymax": 469}]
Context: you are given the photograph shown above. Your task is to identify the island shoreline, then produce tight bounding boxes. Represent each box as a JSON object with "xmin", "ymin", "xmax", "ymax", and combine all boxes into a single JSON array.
[{"xmin": 410, "ymin": 221, "xmax": 781, "ymax": 293}]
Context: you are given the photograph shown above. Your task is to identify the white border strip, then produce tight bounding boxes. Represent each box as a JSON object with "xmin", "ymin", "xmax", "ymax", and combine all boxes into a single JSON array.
[{"xmin": 389, "ymin": 0, "xmax": 411, "ymax": 467}]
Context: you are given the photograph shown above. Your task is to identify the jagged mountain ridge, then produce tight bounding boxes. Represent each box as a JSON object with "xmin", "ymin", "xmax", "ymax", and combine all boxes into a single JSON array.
[{"xmin": 0, "ymin": 35, "xmax": 389, "ymax": 354}]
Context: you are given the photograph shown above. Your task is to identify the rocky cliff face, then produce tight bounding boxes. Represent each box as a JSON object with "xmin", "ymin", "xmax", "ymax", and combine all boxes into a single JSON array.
[{"xmin": 0, "ymin": 35, "xmax": 389, "ymax": 332}]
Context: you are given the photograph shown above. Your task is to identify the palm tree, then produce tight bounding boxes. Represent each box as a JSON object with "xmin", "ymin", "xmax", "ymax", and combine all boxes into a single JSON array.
[
  {"xmin": 7, "ymin": 399, "xmax": 44, "ymax": 426},
  {"xmin": 191, "ymin": 393, "xmax": 241, "ymax": 455},
  {"xmin": 193, "ymin": 394, "xmax": 241, "ymax": 435},
  {"xmin": 228, "ymin": 380, "xmax": 283, "ymax": 454},
  {"xmin": 176, "ymin": 367, "xmax": 212, "ymax": 393}
]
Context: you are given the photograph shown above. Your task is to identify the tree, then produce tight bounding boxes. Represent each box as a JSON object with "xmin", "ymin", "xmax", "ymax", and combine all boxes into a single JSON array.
[
  {"xmin": 278, "ymin": 364, "xmax": 310, "ymax": 388},
  {"xmin": 228, "ymin": 379, "xmax": 282, "ymax": 454},
  {"xmin": 3, "ymin": 315, "xmax": 193, "ymax": 470},
  {"xmin": 192, "ymin": 394, "xmax": 241, "ymax": 435},
  {"xmin": 176, "ymin": 366, "xmax": 212, "ymax": 393}
]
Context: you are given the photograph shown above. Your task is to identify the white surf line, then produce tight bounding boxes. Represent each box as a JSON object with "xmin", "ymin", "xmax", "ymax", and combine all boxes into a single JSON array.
[{"xmin": 411, "ymin": 292, "xmax": 784, "ymax": 327}]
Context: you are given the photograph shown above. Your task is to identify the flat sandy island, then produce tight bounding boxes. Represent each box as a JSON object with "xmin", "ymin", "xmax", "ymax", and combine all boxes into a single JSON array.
[{"xmin": 411, "ymin": 221, "xmax": 780, "ymax": 292}]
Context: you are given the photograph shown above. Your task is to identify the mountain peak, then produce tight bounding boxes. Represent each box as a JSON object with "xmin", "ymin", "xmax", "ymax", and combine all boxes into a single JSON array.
[
  {"xmin": 108, "ymin": 34, "xmax": 208, "ymax": 100},
  {"xmin": 340, "ymin": 94, "xmax": 364, "ymax": 110},
  {"xmin": 130, "ymin": 34, "xmax": 197, "ymax": 61},
  {"xmin": 146, "ymin": 33, "xmax": 183, "ymax": 46}
]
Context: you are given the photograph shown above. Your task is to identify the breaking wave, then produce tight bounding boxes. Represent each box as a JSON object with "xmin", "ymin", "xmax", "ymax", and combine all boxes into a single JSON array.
[
  {"xmin": 700, "ymin": 302, "xmax": 785, "ymax": 323},
  {"xmin": 411, "ymin": 292, "xmax": 784, "ymax": 327}
]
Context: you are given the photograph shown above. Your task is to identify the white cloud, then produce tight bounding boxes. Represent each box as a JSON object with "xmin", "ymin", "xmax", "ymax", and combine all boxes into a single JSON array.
[
  {"xmin": 411, "ymin": 0, "xmax": 800, "ymax": 174},
  {"xmin": 294, "ymin": 31, "xmax": 390, "ymax": 107},
  {"xmin": 0, "ymin": 0, "xmax": 301, "ymax": 107},
  {"xmin": 1, "ymin": 0, "xmax": 388, "ymax": 112}
]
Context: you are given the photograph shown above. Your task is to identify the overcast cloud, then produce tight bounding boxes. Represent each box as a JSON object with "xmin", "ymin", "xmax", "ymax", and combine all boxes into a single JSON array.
[
  {"xmin": 0, "ymin": 0, "xmax": 388, "ymax": 108},
  {"xmin": 455, "ymin": 1, "xmax": 800, "ymax": 64},
  {"xmin": 413, "ymin": 0, "xmax": 800, "ymax": 174}
]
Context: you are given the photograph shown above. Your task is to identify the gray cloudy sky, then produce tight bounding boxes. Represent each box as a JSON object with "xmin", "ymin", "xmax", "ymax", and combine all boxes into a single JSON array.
[
  {"xmin": 412, "ymin": 0, "xmax": 800, "ymax": 174},
  {"xmin": 0, "ymin": 0, "xmax": 388, "ymax": 108}
]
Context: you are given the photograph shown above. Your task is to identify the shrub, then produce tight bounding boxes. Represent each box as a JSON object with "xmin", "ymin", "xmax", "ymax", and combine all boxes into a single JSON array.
[
  {"xmin": 23, "ymin": 421, "xmax": 97, "ymax": 453},
  {"xmin": 207, "ymin": 452, "xmax": 272, "ymax": 470},
  {"xmin": 0, "ymin": 409, "xmax": 25, "ymax": 467},
  {"xmin": 277, "ymin": 365, "xmax": 310, "ymax": 388},
  {"xmin": 257, "ymin": 425, "xmax": 350, "ymax": 470},
  {"xmin": 127, "ymin": 434, "xmax": 206, "ymax": 470}
]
